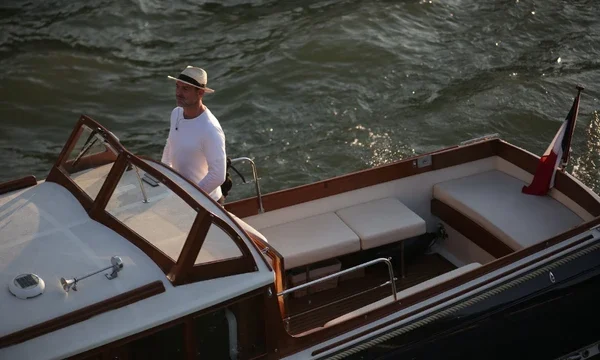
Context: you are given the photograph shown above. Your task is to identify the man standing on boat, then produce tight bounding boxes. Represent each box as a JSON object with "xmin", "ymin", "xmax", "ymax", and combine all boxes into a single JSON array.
[{"xmin": 161, "ymin": 66, "xmax": 227, "ymax": 204}]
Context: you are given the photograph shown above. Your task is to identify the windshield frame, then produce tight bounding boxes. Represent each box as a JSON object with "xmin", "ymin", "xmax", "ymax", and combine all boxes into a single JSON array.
[{"xmin": 46, "ymin": 115, "xmax": 259, "ymax": 284}]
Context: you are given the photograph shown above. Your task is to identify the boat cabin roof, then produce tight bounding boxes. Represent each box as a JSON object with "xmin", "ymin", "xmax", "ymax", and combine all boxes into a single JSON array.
[{"xmin": 0, "ymin": 115, "xmax": 273, "ymax": 354}]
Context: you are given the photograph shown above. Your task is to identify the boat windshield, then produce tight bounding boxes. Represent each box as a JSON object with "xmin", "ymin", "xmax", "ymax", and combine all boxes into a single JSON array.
[
  {"xmin": 141, "ymin": 160, "xmax": 244, "ymax": 264},
  {"xmin": 60, "ymin": 123, "xmax": 119, "ymax": 200},
  {"xmin": 53, "ymin": 116, "xmax": 256, "ymax": 283}
]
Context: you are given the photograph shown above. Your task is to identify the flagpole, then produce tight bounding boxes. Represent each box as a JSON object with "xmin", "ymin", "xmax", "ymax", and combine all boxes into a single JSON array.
[{"xmin": 560, "ymin": 84, "xmax": 584, "ymax": 170}]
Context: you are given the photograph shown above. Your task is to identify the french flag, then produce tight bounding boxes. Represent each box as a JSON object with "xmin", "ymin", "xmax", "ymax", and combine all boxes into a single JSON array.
[{"xmin": 522, "ymin": 86, "xmax": 584, "ymax": 196}]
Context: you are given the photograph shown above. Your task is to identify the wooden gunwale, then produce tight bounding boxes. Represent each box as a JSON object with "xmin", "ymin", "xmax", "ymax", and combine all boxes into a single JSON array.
[
  {"xmin": 238, "ymin": 138, "xmax": 600, "ymax": 357},
  {"xmin": 0, "ymin": 281, "xmax": 166, "ymax": 349},
  {"xmin": 5, "ymin": 114, "xmax": 600, "ymax": 358},
  {"xmin": 0, "ymin": 175, "xmax": 37, "ymax": 196}
]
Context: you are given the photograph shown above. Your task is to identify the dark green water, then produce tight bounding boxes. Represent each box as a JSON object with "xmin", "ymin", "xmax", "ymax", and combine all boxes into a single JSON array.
[{"xmin": 1, "ymin": 0, "xmax": 600, "ymax": 201}]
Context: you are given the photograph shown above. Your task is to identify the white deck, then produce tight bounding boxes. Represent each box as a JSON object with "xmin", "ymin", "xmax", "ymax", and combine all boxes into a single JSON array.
[
  {"xmin": 0, "ymin": 181, "xmax": 273, "ymax": 360},
  {"xmin": 0, "ymin": 182, "xmax": 163, "ymax": 338}
]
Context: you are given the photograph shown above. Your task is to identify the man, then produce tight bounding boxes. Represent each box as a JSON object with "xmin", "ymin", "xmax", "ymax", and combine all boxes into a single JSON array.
[{"xmin": 161, "ymin": 66, "xmax": 227, "ymax": 204}]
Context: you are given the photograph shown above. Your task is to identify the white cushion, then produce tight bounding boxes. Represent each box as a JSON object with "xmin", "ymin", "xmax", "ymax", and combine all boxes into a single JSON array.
[
  {"xmin": 336, "ymin": 197, "xmax": 426, "ymax": 250},
  {"xmin": 259, "ymin": 212, "xmax": 361, "ymax": 269},
  {"xmin": 433, "ymin": 170, "xmax": 583, "ymax": 249}
]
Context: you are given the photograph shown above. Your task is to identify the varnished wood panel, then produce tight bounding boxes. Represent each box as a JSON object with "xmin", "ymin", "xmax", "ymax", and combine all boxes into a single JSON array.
[
  {"xmin": 0, "ymin": 175, "xmax": 37, "ymax": 195},
  {"xmin": 0, "ymin": 281, "xmax": 165, "ymax": 349},
  {"xmin": 53, "ymin": 117, "xmax": 86, "ymax": 167},
  {"xmin": 68, "ymin": 286, "xmax": 274, "ymax": 360},
  {"xmin": 61, "ymin": 151, "xmax": 118, "ymax": 175},
  {"xmin": 430, "ymin": 199, "xmax": 514, "ymax": 258},
  {"xmin": 168, "ymin": 211, "xmax": 212, "ymax": 285},
  {"xmin": 94, "ymin": 211, "xmax": 174, "ymax": 275},
  {"xmin": 226, "ymin": 140, "xmax": 496, "ymax": 218},
  {"xmin": 495, "ymin": 140, "xmax": 600, "ymax": 216}
]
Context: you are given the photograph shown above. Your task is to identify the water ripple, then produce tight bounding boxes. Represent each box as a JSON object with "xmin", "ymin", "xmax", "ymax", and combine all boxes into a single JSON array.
[{"xmin": 1, "ymin": 0, "xmax": 600, "ymax": 197}]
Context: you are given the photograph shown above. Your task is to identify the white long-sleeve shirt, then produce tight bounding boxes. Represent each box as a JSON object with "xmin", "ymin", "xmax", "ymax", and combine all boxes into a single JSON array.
[{"xmin": 161, "ymin": 107, "xmax": 226, "ymax": 201}]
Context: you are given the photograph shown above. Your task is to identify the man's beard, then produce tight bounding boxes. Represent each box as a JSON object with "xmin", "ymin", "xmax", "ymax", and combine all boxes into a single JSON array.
[{"xmin": 177, "ymin": 97, "xmax": 199, "ymax": 107}]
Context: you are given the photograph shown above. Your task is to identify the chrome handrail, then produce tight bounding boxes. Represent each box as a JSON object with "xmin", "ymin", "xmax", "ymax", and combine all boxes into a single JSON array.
[
  {"xmin": 283, "ymin": 280, "xmax": 395, "ymax": 324},
  {"xmin": 230, "ymin": 157, "xmax": 264, "ymax": 213},
  {"xmin": 277, "ymin": 257, "xmax": 397, "ymax": 301}
]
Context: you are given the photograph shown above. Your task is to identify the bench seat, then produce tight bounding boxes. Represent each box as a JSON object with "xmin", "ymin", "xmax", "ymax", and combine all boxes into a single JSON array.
[
  {"xmin": 336, "ymin": 197, "xmax": 426, "ymax": 250},
  {"xmin": 433, "ymin": 170, "xmax": 584, "ymax": 250},
  {"xmin": 244, "ymin": 197, "xmax": 427, "ymax": 271},
  {"xmin": 259, "ymin": 212, "xmax": 361, "ymax": 270}
]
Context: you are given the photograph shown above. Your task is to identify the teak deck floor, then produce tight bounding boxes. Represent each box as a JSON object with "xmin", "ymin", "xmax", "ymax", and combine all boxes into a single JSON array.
[{"xmin": 286, "ymin": 253, "xmax": 456, "ymax": 334}]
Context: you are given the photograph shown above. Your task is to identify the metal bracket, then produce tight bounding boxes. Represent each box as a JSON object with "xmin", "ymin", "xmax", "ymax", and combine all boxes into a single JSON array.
[{"xmin": 416, "ymin": 155, "xmax": 432, "ymax": 168}]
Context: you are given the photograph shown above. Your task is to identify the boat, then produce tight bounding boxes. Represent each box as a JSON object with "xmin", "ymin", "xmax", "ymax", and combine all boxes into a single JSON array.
[{"xmin": 2, "ymin": 86, "xmax": 600, "ymax": 360}]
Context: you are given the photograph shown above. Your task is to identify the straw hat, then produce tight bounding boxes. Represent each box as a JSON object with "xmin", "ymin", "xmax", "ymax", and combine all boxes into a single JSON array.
[{"xmin": 167, "ymin": 66, "xmax": 214, "ymax": 93}]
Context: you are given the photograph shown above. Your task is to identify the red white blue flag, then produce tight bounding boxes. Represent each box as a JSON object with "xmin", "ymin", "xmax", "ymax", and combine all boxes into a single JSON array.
[{"xmin": 522, "ymin": 86, "xmax": 584, "ymax": 196}]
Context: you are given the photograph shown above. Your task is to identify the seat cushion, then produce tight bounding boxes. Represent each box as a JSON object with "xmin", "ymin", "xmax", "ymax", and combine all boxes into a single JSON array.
[
  {"xmin": 335, "ymin": 197, "xmax": 426, "ymax": 250},
  {"xmin": 433, "ymin": 170, "xmax": 583, "ymax": 249},
  {"xmin": 259, "ymin": 212, "xmax": 361, "ymax": 269}
]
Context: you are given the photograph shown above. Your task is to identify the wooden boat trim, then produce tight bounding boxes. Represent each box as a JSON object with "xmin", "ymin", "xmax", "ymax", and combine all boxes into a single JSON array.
[
  {"xmin": 167, "ymin": 212, "xmax": 258, "ymax": 285},
  {"xmin": 6, "ymin": 114, "xmax": 599, "ymax": 358},
  {"xmin": 43, "ymin": 116, "xmax": 260, "ymax": 286},
  {"xmin": 88, "ymin": 153, "xmax": 130, "ymax": 214},
  {"xmin": 225, "ymin": 140, "xmax": 496, "ymax": 217},
  {"xmin": 168, "ymin": 211, "xmax": 211, "ymax": 285},
  {"xmin": 430, "ymin": 199, "xmax": 514, "ymax": 257},
  {"xmin": 246, "ymin": 232, "xmax": 287, "ymax": 315},
  {"xmin": 96, "ymin": 210, "xmax": 174, "ymax": 274},
  {"xmin": 61, "ymin": 151, "xmax": 118, "ymax": 175},
  {"xmin": 65, "ymin": 285, "xmax": 273, "ymax": 360},
  {"xmin": 64, "ymin": 310, "xmax": 188, "ymax": 360},
  {"xmin": 126, "ymin": 157, "xmax": 259, "ymax": 285},
  {"xmin": 226, "ymin": 139, "xmax": 600, "ymax": 219},
  {"xmin": 186, "ymin": 216, "xmax": 257, "ymax": 283},
  {"xmin": 306, "ymin": 218, "xmax": 600, "ymax": 357},
  {"xmin": 138, "ymin": 156, "xmax": 266, "ymax": 281},
  {"xmin": 0, "ymin": 175, "xmax": 37, "ymax": 196},
  {"xmin": 47, "ymin": 153, "xmax": 176, "ymax": 275},
  {"xmin": 53, "ymin": 117, "xmax": 86, "ymax": 167},
  {"xmin": 494, "ymin": 140, "xmax": 600, "ymax": 216},
  {"xmin": 0, "ymin": 281, "xmax": 166, "ymax": 349},
  {"xmin": 191, "ymin": 258, "xmax": 256, "ymax": 282},
  {"xmin": 221, "ymin": 136, "xmax": 600, "ymax": 357},
  {"xmin": 243, "ymin": 231, "xmax": 275, "ymax": 272}
]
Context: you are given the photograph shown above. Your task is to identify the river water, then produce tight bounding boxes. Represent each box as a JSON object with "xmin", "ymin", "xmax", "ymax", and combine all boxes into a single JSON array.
[{"xmin": 1, "ymin": 0, "xmax": 600, "ymax": 202}]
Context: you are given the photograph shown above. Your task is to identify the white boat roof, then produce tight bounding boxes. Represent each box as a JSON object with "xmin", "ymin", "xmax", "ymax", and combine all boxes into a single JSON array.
[{"xmin": 0, "ymin": 177, "xmax": 273, "ymax": 359}]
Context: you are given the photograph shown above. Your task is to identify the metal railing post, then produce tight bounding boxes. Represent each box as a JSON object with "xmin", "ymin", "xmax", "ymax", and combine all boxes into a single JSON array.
[
  {"xmin": 230, "ymin": 157, "xmax": 264, "ymax": 213},
  {"xmin": 277, "ymin": 258, "xmax": 397, "ymax": 301}
]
